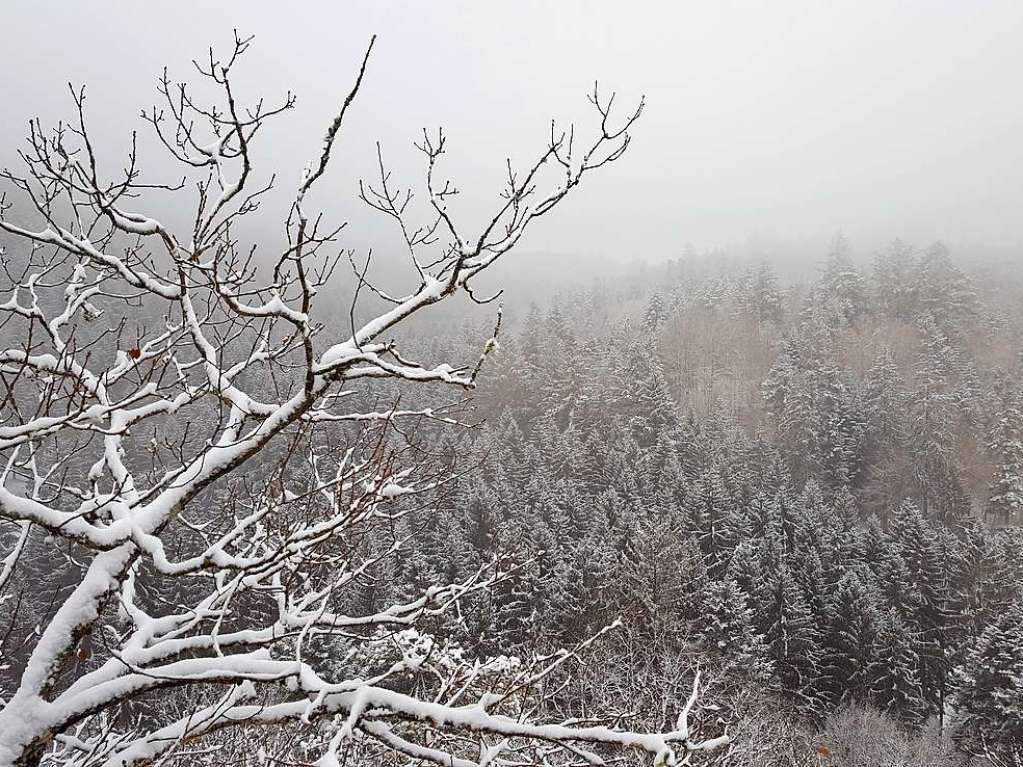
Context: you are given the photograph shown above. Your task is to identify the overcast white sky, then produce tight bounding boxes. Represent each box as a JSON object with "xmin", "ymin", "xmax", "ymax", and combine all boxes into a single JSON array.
[{"xmin": 2, "ymin": 1, "xmax": 1021, "ymax": 264}]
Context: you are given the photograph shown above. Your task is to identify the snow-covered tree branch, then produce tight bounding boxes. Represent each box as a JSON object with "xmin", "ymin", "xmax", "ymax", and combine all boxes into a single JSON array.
[{"xmin": 0, "ymin": 31, "xmax": 727, "ymax": 767}]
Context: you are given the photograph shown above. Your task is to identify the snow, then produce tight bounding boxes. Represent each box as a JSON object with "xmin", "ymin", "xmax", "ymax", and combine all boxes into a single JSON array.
[{"xmin": 0, "ymin": 59, "xmax": 692, "ymax": 767}]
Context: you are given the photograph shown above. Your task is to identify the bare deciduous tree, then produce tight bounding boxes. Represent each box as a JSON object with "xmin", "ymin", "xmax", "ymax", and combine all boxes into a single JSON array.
[{"xmin": 0, "ymin": 32, "xmax": 723, "ymax": 767}]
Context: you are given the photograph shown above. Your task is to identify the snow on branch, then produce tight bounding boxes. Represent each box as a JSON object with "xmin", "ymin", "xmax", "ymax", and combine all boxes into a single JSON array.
[{"xmin": 0, "ymin": 30, "xmax": 720, "ymax": 767}]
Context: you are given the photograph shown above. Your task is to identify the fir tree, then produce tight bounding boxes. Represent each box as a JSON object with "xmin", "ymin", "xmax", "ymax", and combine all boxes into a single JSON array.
[
  {"xmin": 985, "ymin": 377, "xmax": 1023, "ymax": 525},
  {"xmin": 681, "ymin": 468, "xmax": 740, "ymax": 575},
  {"xmin": 958, "ymin": 599, "xmax": 1023, "ymax": 744},
  {"xmin": 697, "ymin": 577, "xmax": 772, "ymax": 681},
  {"xmin": 752, "ymin": 546, "xmax": 823, "ymax": 710},
  {"xmin": 820, "ymin": 571, "xmax": 883, "ymax": 706},
  {"xmin": 642, "ymin": 291, "xmax": 668, "ymax": 332},
  {"xmin": 870, "ymin": 608, "xmax": 926, "ymax": 724},
  {"xmin": 873, "ymin": 239, "xmax": 918, "ymax": 320},
  {"xmin": 912, "ymin": 242, "xmax": 977, "ymax": 330},
  {"xmin": 888, "ymin": 501, "xmax": 949, "ymax": 719},
  {"xmin": 821, "ymin": 233, "xmax": 868, "ymax": 326},
  {"xmin": 751, "ymin": 261, "xmax": 785, "ymax": 324}
]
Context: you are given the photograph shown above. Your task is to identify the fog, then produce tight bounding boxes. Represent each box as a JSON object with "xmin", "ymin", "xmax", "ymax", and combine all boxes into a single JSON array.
[
  {"xmin": 6, "ymin": 6, "xmax": 1023, "ymax": 760},
  {"xmin": 3, "ymin": 0, "xmax": 1021, "ymax": 266}
]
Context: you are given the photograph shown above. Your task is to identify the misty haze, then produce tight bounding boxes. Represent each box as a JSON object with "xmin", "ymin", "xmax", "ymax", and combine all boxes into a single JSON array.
[{"xmin": 1, "ymin": 3, "xmax": 1022, "ymax": 766}]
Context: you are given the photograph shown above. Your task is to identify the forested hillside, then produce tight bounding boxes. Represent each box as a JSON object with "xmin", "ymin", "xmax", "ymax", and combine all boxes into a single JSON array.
[
  {"xmin": 4, "ymin": 4, "xmax": 1023, "ymax": 764},
  {"xmin": 6, "ymin": 224, "xmax": 1021, "ymax": 763},
  {"xmin": 361, "ymin": 239, "xmax": 1023, "ymax": 761}
]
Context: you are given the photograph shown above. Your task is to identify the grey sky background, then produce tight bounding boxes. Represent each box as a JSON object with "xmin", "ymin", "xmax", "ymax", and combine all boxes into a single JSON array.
[{"xmin": 2, "ymin": 1, "xmax": 1021, "ymax": 270}]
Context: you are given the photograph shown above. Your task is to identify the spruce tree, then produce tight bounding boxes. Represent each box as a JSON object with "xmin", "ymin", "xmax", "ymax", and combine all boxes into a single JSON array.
[
  {"xmin": 958, "ymin": 599, "xmax": 1023, "ymax": 744},
  {"xmin": 752, "ymin": 261, "xmax": 785, "ymax": 324},
  {"xmin": 681, "ymin": 468, "xmax": 739, "ymax": 575},
  {"xmin": 985, "ymin": 377, "xmax": 1023, "ymax": 525},
  {"xmin": 888, "ymin": 501, "xmax": 949, "ymax": 719},
  {"xmin": 820, "ymin": 571, "xmax": 882, "ymax": 706},
  {"xmin": 752, "ymin": 546, "xmax": 823, "ymax": 710},
  {"xmin": 821, "ymin": 233, "xmax": 868, "ymax": 326},
  {"xmin": 873, "ymin": 238, "xmax": 917, "ymax": 320},
  {"xmin": 912, "ymin": 242, "xmax": 977, "ymax": 330},
  {"xmin": 642, "ymin": 291, "xmax": 667, "ymax": 332},
  {"xmin": 870, "ymin": 609, "xmax": 926, "ymax": 724},
  {"xmin": 697, "ymin": 577, "xmax": 772, "ymax": 681}
]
